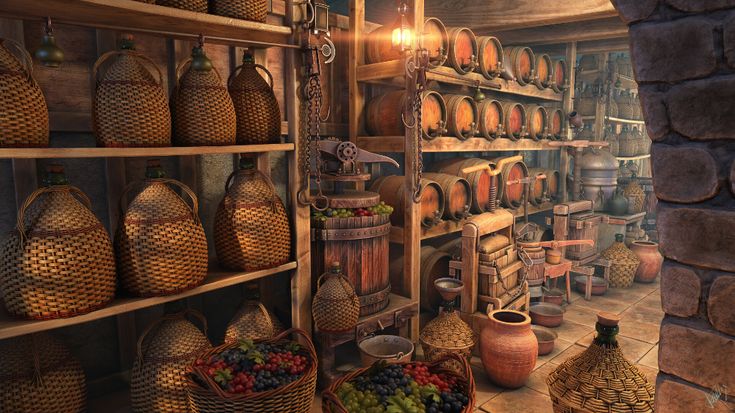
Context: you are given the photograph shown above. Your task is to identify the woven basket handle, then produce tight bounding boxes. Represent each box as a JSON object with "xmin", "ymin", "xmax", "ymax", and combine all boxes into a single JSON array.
[
  {"xmin": 136, "ymin": 309, "xmax": 208, "ymax": 360},
  {"xmin": 118, "ymin": 178, "xmax": 201, "ymax": 224},
  {"xmin": 174, "ymin": 57, "xmax": 224, "ymax": 90},
  {"xmin": 93, "ymin": 50, "xmax": 164, "ymax": 86},
  {"xmin": 322, "ymin": 390, "xmax": 349, "ymax": 413},
  {"xmin": 1, "ymin": 38, "xmax": 34, "ymax": 82},
  {"xmin": 271, "ymin": 328, "xmax": 317, "ymax": 355},
  {"xmin": 438, "ymin": 352, "xmax": 475, "ymax": 400},
  {"xmin": 227, "ymin": 63, "xmax": 274, "ymax": 90},
  {"xmin": 16, "ymin": 186, "xmax": 93, "ymax": 244}
]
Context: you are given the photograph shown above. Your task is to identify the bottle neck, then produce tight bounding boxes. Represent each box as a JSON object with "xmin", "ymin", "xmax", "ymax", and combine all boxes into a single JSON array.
[{"xmin": 594, "ymin": 321, "xmax": 619, "ymax": 347}]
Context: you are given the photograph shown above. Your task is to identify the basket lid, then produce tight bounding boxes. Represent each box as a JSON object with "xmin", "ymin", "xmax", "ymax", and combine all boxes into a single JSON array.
[
  {"xmin": 0, "ymin": 333, "xmax": 77, "ymax": 381},
  {"xmin": 139, "ymin": 315, "xmax": 211, "ymax": 362},
  {"xmin": 419, "ymin": 310, "xmax": 476, "ymax": 350}
]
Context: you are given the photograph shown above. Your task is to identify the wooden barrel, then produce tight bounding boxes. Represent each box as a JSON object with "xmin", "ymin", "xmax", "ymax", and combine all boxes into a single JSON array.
[
  {"xmin": 551, "ymin": 58, "xmax": 567, "ymax": 93},
  {"xmin": 311, "ymin": 214, "xmax": 391, "ymax": 316},
  {"xmin": 370, "ymin": 176, "xmax": 444, "ymax": 228},
  {"xmin": 534, "ymin": 53, "xmax": 553, "ymax": 89},
  {"xmin": 544, "ymin": 169, "xmax": 560, "ymax": 201},
  {"xmin": 518, "ymin": 245, "xmax": 546, "ymax": 286},
  {"xmin": 423, "ymin": 17, "xmax": 449, "ymax": 67},
  {"xmin": 477, "ymin": 36, "xmax": 503, "ymax": 79},
  {"xmin": 525, "ymin": 104, "xmax": 549, "ymax": 141},
  {"xmin": 492, "ymin": 156, "xmax": 528, "ymax": 209},
  {"xmin": 503, "ymin": 46, "xmax": 535, "ymax": 86},
  {"xmin": 444, "ymin": 94, "xmax": 478, "ymax": 140},
  {"xmin": 433, "ymin": 157, "xmax": 497, "ymax": 213},
  {"xmin": 366, "ymin": 17, "xmax": 448, "ymax": 65},
  {"xmin": 477, "ymin": 99, "xmax": 504, "ymax": 141},
  {"xmin": 548, "ymin": 108, "xmax": 564, "ymax": 140},
  {"xmin": 528, "ymin": 168, "xmax": 548, "ymax": 206},
  {"xmin": 446, "ymin": 27, "xmax": 478, "ymax": 74},
  {"xmin": 423, "ymin": 173, "xmax": 472, "ymax": 220},
  {"xmin": 365, "ymin": 90, "xmax": 447, "ymax": 140},
  {"xmin": 501, "ymin": 102, "xmax": 526, "ymax": 140},
  {"xmin": 390, "ymin": 246, "xmax": 451, "ymax": 312}
]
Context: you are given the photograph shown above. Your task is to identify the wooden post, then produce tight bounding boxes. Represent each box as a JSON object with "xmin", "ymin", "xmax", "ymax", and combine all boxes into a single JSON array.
[
  {"xmin": 348, "ymin": 0, "xmax": 365, "ymax": 143},
  {"xmin": 560, "ymin": 41, "xmax": 576, "ymax": 203},
  {"xmin": 593, "ymin": 52, "xmax": 608, "ymax": 142}
]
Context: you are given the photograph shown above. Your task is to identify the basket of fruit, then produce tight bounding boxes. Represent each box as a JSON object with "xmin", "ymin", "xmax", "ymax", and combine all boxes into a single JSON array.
[
  {"xmin": 322, "ymin": 353, "xmax": 475, "ymax": 413},
  {"xmin": 186, "ymin": 328, "xmax": 317, "ymax": 413}
]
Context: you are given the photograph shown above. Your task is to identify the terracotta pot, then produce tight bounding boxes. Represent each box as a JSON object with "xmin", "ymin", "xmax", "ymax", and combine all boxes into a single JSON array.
[
  {"xmin": 529, "ymin": 302, "xmax": 564, "ymax": 328},
  {"xmin": 542, "ymin": 288, "xmax": 565, "ymax": 306},
  {"xmin": 480, "ymin": 310, "xmax": 537, "ymax": 389},
  {"xmin": 630, "ymin": 241, "xmax": 663, "ymax": 283},
  {"xmin": 532, "ymin": 325, "xmax": 558, "ymax": 356}
]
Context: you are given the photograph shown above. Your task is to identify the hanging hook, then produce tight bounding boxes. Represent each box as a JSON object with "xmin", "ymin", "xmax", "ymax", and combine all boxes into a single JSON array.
[{"xmin": 401, "ymin": 111, "xmax": 416, "ymax": 129}]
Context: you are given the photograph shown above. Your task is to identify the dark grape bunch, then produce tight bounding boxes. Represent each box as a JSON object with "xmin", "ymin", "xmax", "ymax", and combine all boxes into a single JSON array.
[
  {"xmin": 336, "ymin": 361, "xmax": 469, "ymax": 413},
  {"xmin": 193, "ymin": 340, "xmax": 309, "ymax": 395}
]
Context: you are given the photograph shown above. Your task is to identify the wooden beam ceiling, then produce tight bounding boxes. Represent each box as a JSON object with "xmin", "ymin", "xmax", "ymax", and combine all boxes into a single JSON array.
[{"xmin": 492, "ymin": 17, "xmax": 628, "ymax": 46}]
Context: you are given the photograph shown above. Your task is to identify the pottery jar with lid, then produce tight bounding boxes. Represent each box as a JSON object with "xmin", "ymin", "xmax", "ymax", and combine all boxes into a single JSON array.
[
  {"xmin": 312, "ymin": 262, "xmax": 360, "ymax": 333},
  {"xmin": 630, "ymin": 241, "xmax": 663, "ymax": 283},
  {"xmin": 576, "ymin": 147, "xmax": 618, "ymax": 211},
  {"xmin": 480, "ymin": 310, "xmax": 537, "ymax": 389}
]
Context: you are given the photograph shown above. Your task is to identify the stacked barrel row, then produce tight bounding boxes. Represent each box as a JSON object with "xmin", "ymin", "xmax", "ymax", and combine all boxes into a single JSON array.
[
  {"xmin": 365, "ymin": 91, "xmax": 565, "ymax": 141},
  {"xmin": 365, "ymin": 17, "xmax": 568, "ymax": 91}
]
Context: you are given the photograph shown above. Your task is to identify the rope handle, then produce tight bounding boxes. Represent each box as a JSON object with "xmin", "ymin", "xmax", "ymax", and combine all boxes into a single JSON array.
[
  {"xmin": 174, "ymin": 57, "xmax": 224, "ymax": 89},
  {"xmin": 118, "ymin": 178, "xmax": 200, "ymax": 224},
  {"xmin": 227, "ymin": 62, "xmax": 274, "ymax": 90},
  {"xmin": 16, "ymin": 186, "xmax": 93, "ymax": 244},
  {"xmin": 136, "ymin": 309, "xmax": 208, "ymax": 360},
  {"xmin": 1, "ymin": 38, "xmax": 34, "ymax": 83},
  {"xmin": 93, "ymin": 49, "xmax": 164, "ymax": 86}
]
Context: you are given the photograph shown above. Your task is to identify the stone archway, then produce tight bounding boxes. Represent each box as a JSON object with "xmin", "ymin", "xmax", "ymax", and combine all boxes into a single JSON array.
[{"xmin": 611, "ymin": 1, "xmax": 735, "ymax": 411}]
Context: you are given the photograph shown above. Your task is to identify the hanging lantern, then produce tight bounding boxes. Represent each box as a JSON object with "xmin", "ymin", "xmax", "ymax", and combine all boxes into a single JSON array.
[
  {"xmin": 34, "ymin": 17, "xmax": 64, "ymax": 68},
  {"xmin": 391, "ymin": 2, "xmax": 413, "ymax": 52}
]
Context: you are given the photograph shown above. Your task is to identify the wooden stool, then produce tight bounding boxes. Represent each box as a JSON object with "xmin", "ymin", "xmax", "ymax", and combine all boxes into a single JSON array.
[
  {"xmin": 543, "ymin": 259, "xmax": 573, "ymax": 304},
  {"xmin": 571, "ymin": 258, "xmax": 611, "ymax": 300}
]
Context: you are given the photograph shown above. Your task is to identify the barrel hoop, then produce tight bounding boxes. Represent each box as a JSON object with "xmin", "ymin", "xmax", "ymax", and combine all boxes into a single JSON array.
[
  {"xmin": 311, "ymin": 222, "xmax": 391, "ymax": 241},
  {"xmin": 359, "ymin": 284, "xmax": 392, "ymax": 306}
]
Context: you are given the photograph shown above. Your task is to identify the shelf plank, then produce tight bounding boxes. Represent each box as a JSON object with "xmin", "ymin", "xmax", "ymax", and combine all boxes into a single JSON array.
[
  {"xmin": 0, "ymin": 261, "xmax": 297, "ymax": 340},
  {"xmin": 0, "ymin": 0, "xmax": 292, "ymax": 47},
  {"xmin": 494, "ymin": 17, "xmax": 627, "ymax": 46},
  {"xmin": 0, "ymin": 144, "xmax": 295, "ymax": 159},
  {"xmin": 356, "ymin": 136, "xmax": 562, "ymax": 153},
  {"xmin": 616, "ymin": 154, "xmax": 650, "ymax": 161}
]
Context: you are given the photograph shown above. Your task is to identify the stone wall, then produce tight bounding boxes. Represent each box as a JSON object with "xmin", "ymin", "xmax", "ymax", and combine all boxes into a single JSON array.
[{"xmin": 612, "ymin": 1, "xmax": 735, "ymax": 411}]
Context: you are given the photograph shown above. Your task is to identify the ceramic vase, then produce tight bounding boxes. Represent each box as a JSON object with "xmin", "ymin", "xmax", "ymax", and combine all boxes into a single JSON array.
[{"xmin": 480, "ymin": 310, "xmax": 537, "ymax": 389}]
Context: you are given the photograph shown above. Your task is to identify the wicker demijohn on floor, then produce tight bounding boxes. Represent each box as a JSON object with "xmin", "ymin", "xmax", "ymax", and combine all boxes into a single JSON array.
[
  {"xmin": 547, "ymin": 312, "xmax": 655, "ymax": 413},
  {"xmin": 224, "ymin": 296, "xmax": 285, "ymax": 342},
  {"xmin": 0, "ymin": 38, "xmax": 49, "ymax": 147},
  {"xmin": 116, "ymin": 160, "xmax": 208, "ymax": 296},
  {"xmin": 131, "ymin": 310, "xmax": 213, "ymax": 413},
  {"xmin": 210, "ymin": 0, "xmax": 268, "ymax": 22},
  {"xmin": 420, "ymin": 308, "xmax": 476, "ymax": 373},
  {"xmin": 0, "ymin": 165, "xmax": 116, "ymax": 319},
  {"xmin": 0, "ymin": 333, "xmax": 87, "ymax": 413},
  {"xmin": 312, "ymin": 262, "xmax": 361, "ymax": 333},
  {"xmin": 601, "ymin": 234, "xmax": 640, "ymax": 288}
]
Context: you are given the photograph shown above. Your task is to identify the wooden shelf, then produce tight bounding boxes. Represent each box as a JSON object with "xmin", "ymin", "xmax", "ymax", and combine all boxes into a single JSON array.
[
  {"xmin": 607, "ymin": 116, "xmax": 645, "ymax": 125},
  {"xmin": 0, "ymin": 0, "xmax": 293, "ymax": 48},
  {"xmin": 601, "ymin": 211, "xmax": 646, "ymax": 226},
  {"xmin": 356, "ymin": 61, "xmax": 563, "ymax": 102},
  {"xmin": 356, "ymin": 136, "xmax": 561, "ymax": 153},
  {"xmin": 0, "ymin": 261, "xmax": 297, "ymax": 340},
  {"xmin": 513, "ymin": 201, "xmax": 556, "ymax": 219},
  {"xmin": 0, "ymin": 143, "xmax": 294, "ymax": 159},
  {"xmin": 616, "ymin": 154, "xmax": 650, "ymax": 161}
]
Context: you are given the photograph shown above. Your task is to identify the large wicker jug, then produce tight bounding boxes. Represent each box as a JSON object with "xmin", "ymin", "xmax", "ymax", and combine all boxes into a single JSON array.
[
  {"xmin": 172, "ymin": 44, "xmax": 236, "ymax": 146},
  {"xmin": 115, "ymin": 160, "xmax": 208, "ymax": 297},
  {"xmin": 156, "ymin": 0, "xmax": 207, "ymax": 12},
  {"xmin": 210, "ymin": 0, "xmax": 268, "ymax": 22},
  {"xmin": 0, "ymin": 165, "xmax": 116, "ymax": 319},
  {"xmin": 225, "ymin": 300, "xmax": 285, "ymax": 343},
  {"xmin": 228, "ymin": 50, "xmax": 281, "ymax": 144},
  {"xmin": 214, "ymin": 156, "xmax": 291, "ymax": 270},
  {"xmin": 623, "ymin": 174, "xmax": 646, "ymax": 214},
  {"xmin": 0, "ymin": 38, "xmax": 49, "ymax": 147},
  {"xmin": 131, "ymin": 310, "xmax": 212, "ymax": 413},
  {"xmin": 313, "ymin": 262, "xmax": 361, "ymax": 333},
  {"xmin": 601, "ymin": 234, "xmax": 640, "ymax": 288},
  {"xmin": 93, "ymin": 36, "xmax": 171, "ymax": 147},
  {"xmin": 420, "ymin": 307, "xmax": 475, "ymax": 374}
]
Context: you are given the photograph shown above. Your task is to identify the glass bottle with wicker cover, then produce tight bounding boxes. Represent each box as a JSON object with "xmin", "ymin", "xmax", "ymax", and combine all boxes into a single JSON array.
[
  {"xmin": 214, "ymin": 155, "xmax": 291, "ymax": 271},
  {"xmin": 131, "ymin": 310, "xmax": 212, "ymax": 413},
  {"xmin": 225, "ymin": 283, "xmax": 285, "ymax": 342},
  {"xmin": 115, "ymin": 160, "xmax": 208, "ymax": 297},
  {"xmin": 601, "ymin": 234, "xmax": 640, "ymax": 288},
  {"xmin": 0, "ymin": 38, "xmax": 49, "ymax": 147},
  {"xmin": 228, "ymin": 50, "xmax": 281, "ymax": 144},
  {"xmin": 0, "ymin": 333, "xmax": 86, "ymax": 413},
  {"xmin": 172, "ymin": 42, "xmax": 236, "ymax": 146},
  {"xmin": 313, "ymin": 262, "xmax": 361, "ymax": 333},
  {"xmin": 623, "ymin": 172, "xmax": 646, "ymax": 214},
  {"xmin": 156, "ymin": 0, "xmax": 207, "ymax": 12},
  {"xmin": 93, "ymin": 35, "xmax": 171, "ymax": 148},
  {"xmin": 0, "ymin": 165, "xmax": 116, "ymax": 319},
  {"xmin": 210, "ymin": 0, "xmax": 268, "ymax": 22},
  {"xmin": 547, "ymin": 312, "xmax": 655, "ymax": 413}
]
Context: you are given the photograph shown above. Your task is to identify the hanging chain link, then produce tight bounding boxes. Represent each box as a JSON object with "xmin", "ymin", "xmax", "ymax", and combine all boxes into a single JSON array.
[{"xmin": 411, "ymin": 56, "xmax": 427, "ymax": 203}]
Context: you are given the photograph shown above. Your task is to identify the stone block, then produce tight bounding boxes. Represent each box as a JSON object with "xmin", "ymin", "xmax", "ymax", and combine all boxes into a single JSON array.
[
  {"xmin": 667, "ymin": 0, "xmax": 735, "ymax": 12},
  {"xmin": 668, "ymin": 76, "xmax": 735, "ymax": 140},
  {"xmin": 656, "ymin": 376, "xmax": 734, "ymax": 412},
  {"xmin": 660, "ymin": 264, "xmax": 701, "ymax": 317},
  {"xmin": 731, "ymin": 160, "xmax": 735, "ymax": 194},
  {"xmin": 651, "ymin": 144, "xmax": 719, "ymax": 202},
  {"xmin": 725, "ymin": 13, "xmax": 735, "ymax": 69},
  {"xmin": 638, "ymin": 86, "xmax": 670, "ymax": 140},
  {"xmin": 708, "ymin": 275, "xmax": 735, "ymax": 336},
  {"xmin": 611, "ymin": 0, "xmax": 659, "ymax": 24}
]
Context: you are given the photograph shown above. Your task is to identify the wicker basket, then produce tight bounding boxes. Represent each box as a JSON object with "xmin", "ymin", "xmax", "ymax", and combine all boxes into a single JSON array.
[
  {"xmin": 0, "ymin": 38, "xmax": 49, "ymax": 147},
  {"xmin": 172, "ymin": 46, "xmax": 236, "ymax": 146},
  {"xmin": 93, "ymin": 37, "xmax": 171, "ymax": 148},
  {"xmin": 186, "ymin": 328, "xmax": 317, "ymax": 413},
  {"xmin": 322, "ymin": 353, "xmax": 476, "ymax": 413},
  {"xmin": 419, "ymin": 309, "xmax": 476, "ymax": 373},
  {"xmin": 601, "ymin": 234, "xmax": 640, "ymax": 288},
  {"xmin": 228, "ymin": 51, "xmax": 281, "ymax": 144},
  {"xmin": 0, "ymin": 166, "xmax": 116, "ymax": 319},
  {"xmin": 131, "ymin": 310, "xmax": 212, "ymax": 413},
  {"xmin": 623, "ymin": 176, "xmax": 646, "ymax": 214},
  {"xmin": 224, "ymin": 299, "xmax": 285, "ymax": 342},
  {"xmin": 115, "ymin": 161, "xmax": 208, "ymax": 297},
  {"xmin": 214, "ymin": 158, "xmax": 291, "ymax": 271},
  {"xmin": 0, "ymin": 333, "xmax": 86, "ymax": 413},
  {"xmin": 312, "ymin": 262, "xmax": 361, "ymax": 333},
  {"xmin": 156, "ymin": 0, "xmax": 208, "ymax": 12},
  {"xmin": 210, "ymin": 0, "xmax": 268, "ymax": 22}
]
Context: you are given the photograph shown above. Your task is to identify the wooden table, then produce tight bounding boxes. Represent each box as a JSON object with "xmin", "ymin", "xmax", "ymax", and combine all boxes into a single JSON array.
[{"xmin": 544, "ymin": 259, "xmax": 573, "ymax": 304}]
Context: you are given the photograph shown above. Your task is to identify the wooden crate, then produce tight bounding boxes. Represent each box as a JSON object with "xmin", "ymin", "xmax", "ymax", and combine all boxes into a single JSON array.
[{"xmin": 449, "ymin": 258, "xmax": 523, "ymax": 313}]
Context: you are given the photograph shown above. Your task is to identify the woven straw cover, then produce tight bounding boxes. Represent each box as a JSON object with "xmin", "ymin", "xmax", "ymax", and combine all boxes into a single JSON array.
[
  {"xmin": 156, "ymin": 0, "xmax": 208, "ymax": 12},
  {"xmin": 224, "ymin": 300, "xmax": 285, "ymax": 342},
  {"xmin": 210, "ymin": 0, "xmax": 268, "ymax": 22},
  {"xmin": 601, "ymin": 240, "xmax": 639, "ymax": 289},
  {"xmin": 93, "ymin": 47, "xmax": 171, "ymax": 147},
  {"xmin": 0, "ymin": 333, "xmax": 86, "ymax": 413},
  {"xmin": 173, "ymin": 59, "xmax": 236, "ymax": 146},
  {"xmin": 228, "ymin": 56, "xmax": 281, "ymax": 144},
  {"xmin": 0, "ymin": 38, "xmax": 49, "ymax": 147},
  {"xmin": 0, "ymin": 183, "xmax": 116, "ymax": 319},
  {"xmin": 214, "ymin": 168, "xmax": 291, "ymax": 271},
  {"xmin": 623, "ymin": 179, "xmax": 645, "ymax": 214},
  {"xmin": 420, "ymin": 309, "xmax": 476, "ymax": 373},
  {"xmin": 312, "ymin": 270, "xmax": 360, "ymax": 333},
  {"xmin": 131, "ymin": 311, "xmax": 212, "ymax": 413},
  {"xmin": 115, "ymin": 177, "xmax": 208, "ymax": 297}
]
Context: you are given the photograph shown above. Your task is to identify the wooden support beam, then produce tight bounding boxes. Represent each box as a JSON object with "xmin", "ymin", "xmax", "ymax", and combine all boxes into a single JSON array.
[
  {"xmin": 578, "ymin": 37, "xmax": 631, "ymax": 54},
  {"xmin": 493, "ymin": 17, "xmax": 627, "ymax": 46},
  {"xmin": 560, "ymin": 42, "xmax": 577, "ymax": 203}
]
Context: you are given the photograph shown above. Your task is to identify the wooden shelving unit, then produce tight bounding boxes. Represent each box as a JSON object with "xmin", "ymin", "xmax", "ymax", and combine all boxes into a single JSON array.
[
  {"xmin": 616, "ymin": 154, "xmax": 650, "ymax": 161},
  {"xmin": 0, "ymin": 144, "xmax": 295, "ymax": 159},
  {"xmin": 356, "ymin": 136, "xmax": 562, "ymax": 153}
]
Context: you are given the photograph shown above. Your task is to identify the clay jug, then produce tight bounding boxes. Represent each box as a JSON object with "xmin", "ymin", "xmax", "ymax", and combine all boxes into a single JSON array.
[
  {"xmin": 630, "ymin": 241, "xmax": 663, "ymax": 283},
  {"xmin": 607, "ymin": 188, "xmax": 629, "ymax": 216},
  {"xmin": 480, "ymin": 310, "xmax": 537, "ymax": 389}
]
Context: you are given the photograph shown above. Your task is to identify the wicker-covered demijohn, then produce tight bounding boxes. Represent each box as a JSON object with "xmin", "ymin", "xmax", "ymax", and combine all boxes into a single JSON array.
[
  {"xmin": 93, "ymin": 36, "xmax": 171, "ymax": 148},
  {"xmin": 312, "ymin": 262, "xmax": 361, "ymax": 333},
  {"xmin": 172, "ymin": 44, "xmax": 236, "ymax": 146},
  {"xmin": 214, "ymin": 156, "xmax": 291, "ymax": 271},
  {"xmin": 224, "ymin": 288, "xmax": 285, "ymax": 343},
  {"xmin": 210, "ymin": 0, "xmax": 268, "ymax": 22},
  {"xmin": 601, "ymin": 234, "xmax": 640, "ymax": 289},
  {"xmin": 623, "ymin": 174, "xmax": 646, "ymax": 214},
  {"xmin": 0, "ymin": 333, "xmax": 86, "ymax": 413},
  {"xmin": 131, "ymin": 310, "xmax": 212, "ymax": 413},
  {"xmin": 547, "ymin": 312, "xmax": 655, "ymax": 413},
  {"xmin": 0, "ymin": 37, "xmax": 49, "ymax": 147},
  {"xmin": 156, "ymin": 0, "xmax": 208, "ymax": 12},
  {"xmin": 228, "ymin": 50, "xmax": 281, "ymax": 144},
  {"xmin": 419, "ymin": 308, "xmax": 476, "ymax": 373},
  {"xmin": 115, "ymin": 160, "xmax": 208, "ymax": 297},
  {"xmin": 0, "ymin": 165, "xmax": 116, "ymax": 319}
]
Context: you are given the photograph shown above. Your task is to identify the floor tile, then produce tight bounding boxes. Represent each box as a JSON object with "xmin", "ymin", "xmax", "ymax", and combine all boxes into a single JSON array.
[
  {"xmin": 634, "ymin": 363, "xmax": 659, "ymax": 385},
  {"xmin": 576, "ymin": 332, "xmax": 594, "ymax": 347},
  {"xmin": 638, "ymin": 345, "xmax": 659, "ymax": 369},
  {"xmin": 637, "ymin": 291, "xmax": 663, "ymax": 310},
  {"xmin": 537, "ymin": 338, "xmax": 574, "ymax": 364},
  {"xmin": 525, "ymin": 362, "xmax": 558, "ymax": 395},
  {"xmin": 621, "ymin": 304, "xmax": 665, "ymax": 326},
  {"xmin": 471, "ymin": 363, "xmax": 504, "ymax": 406},
  {"xmin": 533, "ymin": 357, "xmax": 547, "ymax": 371},
  {"xmin": 549, "ymin": 344, "xmax": 587, "ymax": 365},
  {"xmin": 572, "ymin": 294, "xmax": 632, "ymax": 314},
  {"xmin": 605, "ymin": 286, "xmax": 651, "ymax": 304},
  {"xmin": 479, "ymin": 386, "xmax": 553, "ymax": 413},
  {"xmin": 618, "ymin": 335, "xmax": 656, "ymax": 363},
  {"xmin": 619, "ymin": 318, "xmax": 660, "ymax": 344},
  {"xmin": 551, "ymin": 320, "xmax": 594, "ymax": 344},
  {"xmin": 562, "ymin": 305, "xmax": 599, "ymax": 328}
]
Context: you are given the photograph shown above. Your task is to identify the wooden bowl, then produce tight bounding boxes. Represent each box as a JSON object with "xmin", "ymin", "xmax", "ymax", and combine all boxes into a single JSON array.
[
  {"xmin": 574, "ymin": 275, "xmax": 608, "ymax": 296},
  {"xmin": 532, "ymin": 325, "xmax": 558, "ymax": 356},
  {"xmin": 529, "ymin": 302, "xmax": 564, "ymax": 328}
]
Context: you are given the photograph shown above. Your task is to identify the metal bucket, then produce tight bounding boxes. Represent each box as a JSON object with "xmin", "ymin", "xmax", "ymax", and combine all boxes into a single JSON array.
[{"xmin": 357, "ymin": 335, "xmax": 414, "ymax": 367}]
